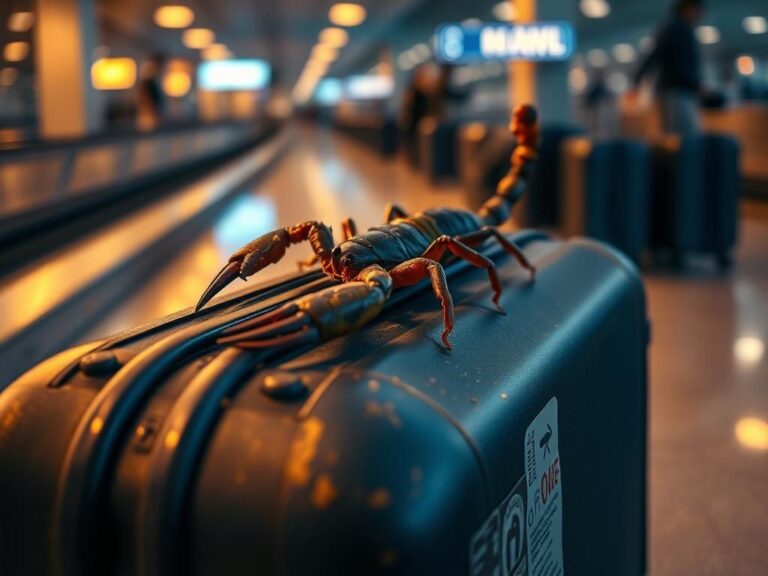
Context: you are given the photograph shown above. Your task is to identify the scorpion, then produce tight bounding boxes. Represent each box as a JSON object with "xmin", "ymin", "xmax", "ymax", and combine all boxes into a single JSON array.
[{"xmin": 195, "ymin": 104, "xmax": 539, "ymax": 350}]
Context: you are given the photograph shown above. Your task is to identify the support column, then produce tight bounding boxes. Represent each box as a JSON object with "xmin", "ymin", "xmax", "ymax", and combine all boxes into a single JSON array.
[
  {"xmin": 509, "ymin": 0, "xmax": 575, "ymax": 124},
  {"xmin": 35, "ymin": 0, "xmax": 103, "ymax": 138}
]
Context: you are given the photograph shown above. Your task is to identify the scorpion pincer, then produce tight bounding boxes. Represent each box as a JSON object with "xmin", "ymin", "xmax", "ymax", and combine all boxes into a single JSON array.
[{"xmin": 196, "ymin": 104, "xmax": 540, "ymax": 350}]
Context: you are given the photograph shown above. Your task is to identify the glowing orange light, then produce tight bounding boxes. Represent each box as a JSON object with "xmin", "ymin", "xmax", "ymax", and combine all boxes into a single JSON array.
[
  {"xmin": 91, "ymin": 57, "xmax": 137, "ymax": 90},
  {"xmin": 182, "ymin": 27, "xmax": 214, "ymax": 49},
  {"xmin": 164, "ymin": 429, "xmax": 181, "ymax": 449},
  {"xmin": 735, "ymin": 417, "xmax": 768, "ymax": 451},
  {"xmin": 737, "ymin": 56, "xmax": 755, "ymax": 77},
  {"xmin": 202, "ymin": 43, "xmax": 232, "ymax": 60},
  {"xmin": 163, "ymin": 70, "xmax": 191, "ymax": 97},
  {"xmin": 319, "ymin": 27, "xmax": 349, "ymax": 48},
  {"xmin": 154, "ymin": 5, "xmax": 194, "ymax": 29},
  {"xmin": 8, "ymin": 11, "xmax": 34, "ymax": 33},
  {"xmin": 4, "ymin": 41, "xmax": 29, "ymax": 62},
  {"xmin": 90, "ymin": 417, "xmax": 104, "ymax": 435},
  {"xmin": 328, "ymin": 3, "xmax": 367, "ymax": 27}
]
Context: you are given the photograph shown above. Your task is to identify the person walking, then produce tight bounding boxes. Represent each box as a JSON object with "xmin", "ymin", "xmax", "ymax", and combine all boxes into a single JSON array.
[{"xmin": 632, "ymin": 0, "xmax": 706, "ymax": 135}]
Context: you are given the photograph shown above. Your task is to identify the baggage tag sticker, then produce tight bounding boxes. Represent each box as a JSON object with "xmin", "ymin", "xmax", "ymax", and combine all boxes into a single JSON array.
[{"xmin": 524, "ymin": 397, "xmax": 564, "ymax": 576}]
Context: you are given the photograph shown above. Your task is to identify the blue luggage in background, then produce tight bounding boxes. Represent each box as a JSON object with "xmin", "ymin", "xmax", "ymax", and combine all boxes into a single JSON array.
[
  {"xmin": 561, "ymin": 138, "xmax": 651, "ymax": 262},
  {"xmin": 650, "ymin": 134, "xmax": 740, "ymax": 268},
  {"xmin": 526, "ymin": 124, "xmax": 584, "ymax": 227},
  {"xmin": 418, "ymin": 119, "xmax": 460, "ymax": 181}
]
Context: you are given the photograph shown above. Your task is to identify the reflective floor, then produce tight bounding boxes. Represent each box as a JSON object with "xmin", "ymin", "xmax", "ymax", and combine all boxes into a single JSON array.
[{"xmin": 80, "ymin": 127, "xmax": 767, "ymax": 575}]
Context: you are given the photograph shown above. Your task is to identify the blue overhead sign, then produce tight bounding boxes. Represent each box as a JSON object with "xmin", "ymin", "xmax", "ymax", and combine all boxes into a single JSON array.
[{"xmin": 435, "ymin": 22, "xmax": 575, "ymax": 63}]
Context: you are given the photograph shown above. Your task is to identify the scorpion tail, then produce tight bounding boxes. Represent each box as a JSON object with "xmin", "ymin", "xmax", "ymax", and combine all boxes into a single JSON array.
[{"xmin": 477, "ymin": 104, "xmax": 539, "ymax": 227}]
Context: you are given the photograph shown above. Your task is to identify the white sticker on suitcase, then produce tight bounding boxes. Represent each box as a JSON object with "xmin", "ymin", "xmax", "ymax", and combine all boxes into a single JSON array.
[{"xmin": 524, "ymin": 397, "xmax": 564, "ymax": 576}]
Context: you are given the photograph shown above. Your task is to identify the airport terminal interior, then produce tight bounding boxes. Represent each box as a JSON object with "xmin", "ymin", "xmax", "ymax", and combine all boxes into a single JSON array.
[{"xmin": 0, "ymin": 1, "xmax": 767, "ymax": 575}]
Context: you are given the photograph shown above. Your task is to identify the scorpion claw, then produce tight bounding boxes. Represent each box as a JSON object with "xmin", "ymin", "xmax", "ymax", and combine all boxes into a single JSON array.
[{"xmin": 195, "ymin": 261, "xmax": 242, "ymax": 312}]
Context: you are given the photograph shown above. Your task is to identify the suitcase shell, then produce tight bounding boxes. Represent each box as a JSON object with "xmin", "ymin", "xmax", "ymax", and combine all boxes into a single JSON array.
[
  {"xmin": 561, "ymin": 138, "xmax": 651, "ymax": 262},
  {"xmin": 650, "ymin": 134, "xmax": 740, "ymax": 264},
  {"xmin": 0, "ymin": 231, "xmax": 648, "ymax": 576}
]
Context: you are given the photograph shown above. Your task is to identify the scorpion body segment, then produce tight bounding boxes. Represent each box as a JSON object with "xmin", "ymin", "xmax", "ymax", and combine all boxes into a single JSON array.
[{"xmin": 196, "ymin": 104, "xmax": 540, "ymax": 351}]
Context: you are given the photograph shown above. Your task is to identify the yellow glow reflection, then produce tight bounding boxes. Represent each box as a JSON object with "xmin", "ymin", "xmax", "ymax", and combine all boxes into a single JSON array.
[
  {"xmin": 154, "ymin": 5, "xmax": 195, "ymax": 29},
  {"xmin": 320, "ymin": 27, "xmax": 349, "ymax": 48},
  {"xmin": 8, "ymin": 11, "xmax": 34, "ymax": 32},
  {"xmin": 163, "ymin": 70, "xmax": 191, "ymax": 97},
  {"xmin": 734, "ymin": 335, "xmax": 764, "ymax": 367},
  {"xmin": 4, "ymin": 41, "xmax": 29, "ymax": 62},
  {"xmin": 182, "ymin": 27, "xmax": 215, "ymax": 49},
  {"xmin": 164, "ymin": 429, "xmax": 180, "ymax": 449},
  {"xmin": 91, "ymin": 57, "xmax": 137, "ymax": 90},
  {"xmin": 90, "ymin": 417, "xmax": 104, "ymax": 435},
  {"xmin": 328, "ymin": 3, "xmax": 367, "ymax": 27},
  {"xmin": 735, "ymin": 417, "xmax": 768, "ymax": 451}
]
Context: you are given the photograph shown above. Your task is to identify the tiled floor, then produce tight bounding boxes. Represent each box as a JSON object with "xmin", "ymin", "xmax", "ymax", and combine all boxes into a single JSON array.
[{"xmin": 83, "ymin": 127, "xmax": 768, "ymax": 575}]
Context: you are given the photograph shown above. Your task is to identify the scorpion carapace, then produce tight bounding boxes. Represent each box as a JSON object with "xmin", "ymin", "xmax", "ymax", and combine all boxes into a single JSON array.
[{"xmin": 196, "ymin": 104, "xmax": 539, "ymax": 350}]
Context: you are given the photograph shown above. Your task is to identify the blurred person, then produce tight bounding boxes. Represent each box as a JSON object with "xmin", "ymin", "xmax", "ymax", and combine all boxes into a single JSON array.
[
  {"xmin": 399, "ymin": 63, "xmax": 466, "ymax": 165},
  {"xmin": 137, "ymin": 53, "xmax": 166, "ymax": 130},
  {"xmin": 631, "ymin": 0, "xmax": 705, "ymax": 135}
]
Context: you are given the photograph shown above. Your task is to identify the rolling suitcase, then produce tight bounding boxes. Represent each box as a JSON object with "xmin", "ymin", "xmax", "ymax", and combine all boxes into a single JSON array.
[
  {"xmin": 526, "ymin": 124, "xmax": 584, "ymax": 227},
  {"xmin": 650, "ymin": 134, "xmax": 740, "ymax": 267},
  {"xmin": 561, "ymin": 138, "xmax": 651, "ymax": 262},
  {"xmin": 418, "ymin": 119, "xmax": 459, "ymax": 181},
  {"xmin": 0, "ymin": 231, "xmax": 648, "ymax": 576}
]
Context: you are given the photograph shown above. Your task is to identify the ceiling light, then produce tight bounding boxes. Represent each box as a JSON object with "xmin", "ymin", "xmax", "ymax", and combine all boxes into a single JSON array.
[
  {"xmin": 580, "ymin": 0, "xmax": 610, "ymax": 19},
  {"xmin": 492, "ymin": 2, "xmax": 518, "ymax": 22},
  {"xmin": 8, "ymin": 11, "xmax": 34, "ymax": 33},
  {"xmin": 319, "ymin": 27, "xmax": 349, "ymax": 48},
  {"xmin": 612, "ymin": 43, "xmax": 636, "ymax": 63},
  {"xmin": 328, "ymin": 3, "xmax": 367, "ymax": 27},
  {"xmin": 695, "ymin": 25, "xmax": 719, "ymax": 45},
  {"xmin": 202, "ymin": 43, "xmax": 232, "ymax": 60},
  {"xmin": 462, "ymin": 18, "xmax": 482, "ymax": 26},
  {"xmin": 0, "ymin": 68, "xmax": 18, "ymax": 87},
  {"xmin": 91, "ymin": 57, "xmax": 137, "ymax": 90},
  {"xmin": 183, "ymin": 28, "xmax": 215, "ymax": 49},
  {"xmin": 586, "ymin": 48, "xmax": 608, "ymax": 68},
  {"xmin": 154, "ymin": 5, "xmax": 194, "ymax": 29},
  {"xmin": 743, "ymin": 16, "xmax": 767, "ymax": 35},
  {"xmin": 3, "ymin": 41, "xmax": 29, "ymax": 62},
  {"xmin": 163, "ymin": 70, "xmax": 191, "ymax": 97}
]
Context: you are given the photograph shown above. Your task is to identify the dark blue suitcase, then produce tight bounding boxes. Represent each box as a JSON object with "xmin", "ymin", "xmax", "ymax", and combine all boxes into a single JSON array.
[
  {"xmin": 650, "ymin": 134, "xmax": 740, "ymax": 267},
  {"xmin": 561, "ymin": 138, "xmax": 651, "ymax": 262},
  {"xmin": 419, "ymin": 119, "xmax": 460, "ymax": 181},
  {"xmin": 526, "ymin": 124, "xmax": 584, "ymax": 227},
  {"xmin": 0, "ymin": 232, "xmax": 648, "ymax": 575}
]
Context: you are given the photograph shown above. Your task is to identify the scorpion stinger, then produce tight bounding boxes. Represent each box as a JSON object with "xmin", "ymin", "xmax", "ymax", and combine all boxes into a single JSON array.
[{"xmin": 198, "ymin": 104, "xmax": 540, "ymax": 350}]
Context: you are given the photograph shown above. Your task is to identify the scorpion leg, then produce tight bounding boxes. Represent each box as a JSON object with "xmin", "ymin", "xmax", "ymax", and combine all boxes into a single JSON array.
[
  {"xmin": 422, "ymin": 236, "xmax": 505, "ymax": 310},
  {"xmin": 196, "ymin": 221, "xmax": 335, "ymax": 311},
  {"xmin": 297, "ymin": 217, "xmax": 357, "ymax": 270},
  {"xmin": 217, "ymin": 265, "xmax": 393, "ymax": 351},
  {"xmin": 458, "ymin": 227, "xmax": 536, "ymax": 278},
  {"xmin": 384, "ymin": 204, "xmax": 408, "ymax": 223},
  {"xmin": 390, "ymin": 258, "xmax": 455, "ymax": 349}
]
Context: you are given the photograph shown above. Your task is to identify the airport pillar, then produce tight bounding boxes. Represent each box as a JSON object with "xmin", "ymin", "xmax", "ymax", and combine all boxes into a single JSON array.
[
  {"xmin": 34, "ymin": 0, "xmax": 103, "ymax": 138},
  {"xmin": 509, "ymin": 0, "xmax": 575, "ymax": 124}
]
